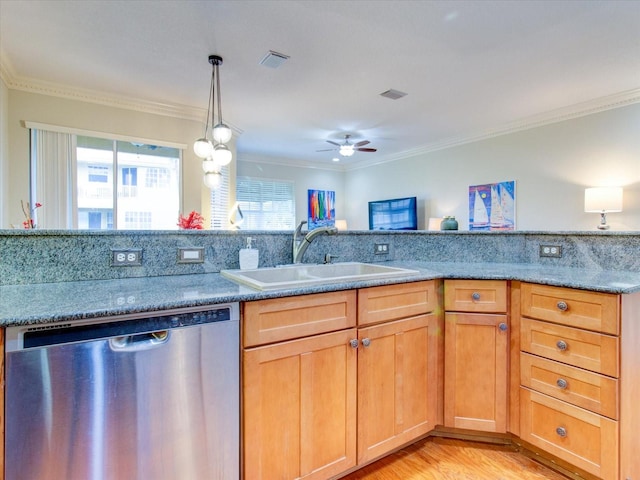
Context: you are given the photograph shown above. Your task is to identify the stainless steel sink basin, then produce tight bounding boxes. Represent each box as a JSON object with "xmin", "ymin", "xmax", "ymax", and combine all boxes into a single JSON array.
[{"xmin": 221, "ymin": 262, "xmax": 420, "ymax": 291}]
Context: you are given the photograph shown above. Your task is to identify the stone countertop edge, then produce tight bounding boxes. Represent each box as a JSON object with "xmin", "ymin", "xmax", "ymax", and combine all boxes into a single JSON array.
[{"xmin": 2, "ymin": 261, "xmax": 640, "ymax": 327}]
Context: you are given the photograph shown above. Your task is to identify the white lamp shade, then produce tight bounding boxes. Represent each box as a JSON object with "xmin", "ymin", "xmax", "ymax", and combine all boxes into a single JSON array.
[
  {"xmin": 193, "ymin": 138, "xmax": 214, "ymax": 159},
  {"xmin": 203, "ymin": 171, "xmax": 222, "ymax": 189},
  {"xmin": 335, "ymin": 219, "xmax": 348, "ymax": 231},
  {"xmin": 213, "ymin": 144, "xmax": 232, "ymax": 166},
  {"xmin": 428, "ymin": 217, "xmax": 442, "ymax": 231},
  {"xmin": 584, "ymin": 187, "xmax": 623, "ymax": 212},
  {"xmin": 212, "ymin": 123, "xmax": 233, "ymax": 144}
]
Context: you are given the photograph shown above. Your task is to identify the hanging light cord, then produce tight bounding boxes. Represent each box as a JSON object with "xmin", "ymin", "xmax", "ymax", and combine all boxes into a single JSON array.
[{"xmin": 215, "ymin": 61, "xmax": 224, "ymax": 132}]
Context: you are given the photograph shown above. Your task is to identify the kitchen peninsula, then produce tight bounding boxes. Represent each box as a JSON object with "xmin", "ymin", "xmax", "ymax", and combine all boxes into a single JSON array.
[{"xmin": 1, "ymin": 230, "xmax": 639, "ymax": 480}]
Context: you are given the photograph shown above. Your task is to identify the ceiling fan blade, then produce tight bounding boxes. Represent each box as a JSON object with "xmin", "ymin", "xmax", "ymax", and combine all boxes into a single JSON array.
[
  {"xmin": 326, "ymin": 140, "xmax": 341, "ymax": 146},
  {"xmin": 316, "ymin": 148, "xmax": 336, "ymax": 152},
  {"xmin": 353, "ymin": 140, "xmax": 370, "ymax": 147},
  {"xmin": 356, "ymin": 148, "xmax": 377, "ymax": 152}
]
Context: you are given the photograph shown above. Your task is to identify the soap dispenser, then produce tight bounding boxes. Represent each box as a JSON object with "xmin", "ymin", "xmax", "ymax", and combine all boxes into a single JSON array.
[{"xmin": 239, "ymin": 237, "xmax": 259, "ymax": 270}]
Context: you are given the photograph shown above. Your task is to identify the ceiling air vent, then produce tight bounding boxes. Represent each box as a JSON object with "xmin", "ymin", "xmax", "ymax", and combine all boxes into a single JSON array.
[
  {"xmin": 259, "ymin": 51, "xmax": 290, "ymax": 69},
  {"xmin": 380, "ymin": 89, "xmax": 407, "ymax": 100}
]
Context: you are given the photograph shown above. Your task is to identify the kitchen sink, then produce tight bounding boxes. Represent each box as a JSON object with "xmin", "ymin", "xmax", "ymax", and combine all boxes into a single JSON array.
[{"xmin": 221, "ymin": 262, "xmax": 420, "ymax": 291}]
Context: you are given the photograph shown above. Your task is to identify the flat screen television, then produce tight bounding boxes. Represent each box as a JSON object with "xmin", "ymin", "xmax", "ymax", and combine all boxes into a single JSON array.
[{"xmin": 368, "ymin": 196, "xmax": 418, "ymax": 230}]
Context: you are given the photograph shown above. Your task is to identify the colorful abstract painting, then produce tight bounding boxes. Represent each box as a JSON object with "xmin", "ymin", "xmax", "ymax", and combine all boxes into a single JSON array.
[
  {"xmin": 469, "ymin": 181, "xmax": 516, "ymax": 231},
  {"xmin": 308, "ymin": 189, "xmax": 335, "ymax": 230}
]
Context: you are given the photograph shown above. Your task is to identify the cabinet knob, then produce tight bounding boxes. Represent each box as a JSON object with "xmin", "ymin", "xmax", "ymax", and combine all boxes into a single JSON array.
[
  {"xmin": 362, "ymin": 338, "xmax": 371, "ymax": 347},
  {"xmin": 556, "ymin": 301, "xmax": 568, "ymax": 311},
  {"xmin": 498, "ymin": 322, "xmax": 508, "ymax": 332},
  {"xmin": 471, "ymin": 292, "xmax": 481, "ymax": 301},
  {"xmin": 555, "ymin": 426, "xmax": 568, "ymax": 438},
  {"xmin": 556, "ymin": 340, "xmax": 568, "ymax": 351},
  {"xmin": 556, "ymin": 378, "xmax": 568, "ymax": 389},
  {"xmin": 349, "ymin": 339, "xmax": 359, "ymax": 349}
]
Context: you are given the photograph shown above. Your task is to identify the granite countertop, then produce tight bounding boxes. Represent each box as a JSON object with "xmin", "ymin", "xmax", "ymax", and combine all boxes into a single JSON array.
[{"xmin": 2, "ymin": 261, "xmax": 640, "ymax": 327}]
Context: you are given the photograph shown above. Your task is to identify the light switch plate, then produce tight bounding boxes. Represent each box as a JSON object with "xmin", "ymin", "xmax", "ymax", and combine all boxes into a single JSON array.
[{"xmin": 177, "ymin": 247, "xmax": 205, "ymax": 264}]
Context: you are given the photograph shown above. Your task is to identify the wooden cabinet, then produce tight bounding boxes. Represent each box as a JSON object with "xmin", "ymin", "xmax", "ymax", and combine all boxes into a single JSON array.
[
  {"xmin": 243, "ymin": 291, "xmax": 357, "ymax": 480},
  {"xmin": 243, "ymin": 329, "xmax": 358, "ymax": 480},
  {"xmin": 242, "ymin": 281, "xmax": 441, "ymax": 479},
  {"xmin": 518, "ymin": 283, "xmax": 640, "ymax": 480},
  {"xmin": 444, "ymin": 280, "xmax": 509, "ymax": 433},
  {"xmin": 357, "ymin": 312, "xmax": 439, "ymax": 464}
]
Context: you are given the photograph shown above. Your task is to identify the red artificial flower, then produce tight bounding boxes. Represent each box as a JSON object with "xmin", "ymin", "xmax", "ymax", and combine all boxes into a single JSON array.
[{"xmin": 177, "ymin": 211, "xmax": 205, "ymax": 230}]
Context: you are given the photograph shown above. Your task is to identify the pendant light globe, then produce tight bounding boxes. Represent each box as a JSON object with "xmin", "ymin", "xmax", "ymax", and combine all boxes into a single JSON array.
[
  {"xmin": 213, "ymin": 144, "xmax": 232, "ymax": 166},
  {"xmin": 213, "ymin": 123, "xmax": 233, "ymax": 144},
  {"xmin": 194, "ymin": 138, "xmax": 214, "ymax": 159},
  {"xmin": 203, "ymin": 171, "xmax": 223, "ymax": 189}
]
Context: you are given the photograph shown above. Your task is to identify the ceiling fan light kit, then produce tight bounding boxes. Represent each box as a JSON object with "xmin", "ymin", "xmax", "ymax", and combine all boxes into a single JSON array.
[{"xmin": 318, "ymin": 134, "xmax": 377, "ymax": 157}]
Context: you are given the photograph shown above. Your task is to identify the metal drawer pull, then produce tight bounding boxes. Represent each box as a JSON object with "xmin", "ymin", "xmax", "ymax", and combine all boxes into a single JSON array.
[
  {"xmin": 556, "ymin": 340, "xmax": 568, "ymax": 351},
  {"xmin": 471, "ymin": 292, "xmax": 481, "ymax": 301},
  {"xmin": 556, "ymin": 301, "xmax": 568, "ymax": 311},
  {"xmin": 498, "ymin": 323, "xmax": 508, "ymax": 332},
  {"xmin": 349, "ymin": 339, "xmax": 359, "ymax": 349},
  {"xmin": 362, "ymin": 338, "xmax": 371, "ymax": 347},
  {"xmin": 556, "ymin": 427, "xmax": 567, "ymax": 437},
  {"xmin": 556, "ymin": 378, "xmax": 568, "ymax": 389}
]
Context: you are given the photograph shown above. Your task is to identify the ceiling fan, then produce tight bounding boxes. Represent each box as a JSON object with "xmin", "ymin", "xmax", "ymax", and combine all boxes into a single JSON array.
[{"xmin": 317, "ymin": 134, "xmax": 377, "ymax": 157}]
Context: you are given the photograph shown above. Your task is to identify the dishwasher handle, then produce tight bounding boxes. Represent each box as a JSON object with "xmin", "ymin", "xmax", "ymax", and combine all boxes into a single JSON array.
[{"xmin": 109, "ymin": 330, "xmax": 170, "ymax": 351}]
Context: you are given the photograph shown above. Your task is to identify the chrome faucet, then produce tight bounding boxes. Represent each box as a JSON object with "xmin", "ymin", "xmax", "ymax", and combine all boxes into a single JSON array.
[{"xmin": 292, "ymin": 220, "xmax": 338, "ymax": 263}]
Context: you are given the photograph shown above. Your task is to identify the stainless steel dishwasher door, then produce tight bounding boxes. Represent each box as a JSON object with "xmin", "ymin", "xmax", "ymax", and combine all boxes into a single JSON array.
[{"xmin": 5, "ymin": 305, "xmax": 239, "ymax": 480}]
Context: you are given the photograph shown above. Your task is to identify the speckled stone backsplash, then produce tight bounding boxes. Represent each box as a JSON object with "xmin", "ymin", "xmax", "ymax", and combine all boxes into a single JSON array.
[{"xmin": 1, "ymin": 230, "xmax": 638, "ymax": 285}]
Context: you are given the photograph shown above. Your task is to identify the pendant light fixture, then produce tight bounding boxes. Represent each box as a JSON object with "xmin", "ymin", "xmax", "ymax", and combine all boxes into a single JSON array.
[{"xmin": 194, "ymin": 54, "xmax": 233, "ymax": 188}]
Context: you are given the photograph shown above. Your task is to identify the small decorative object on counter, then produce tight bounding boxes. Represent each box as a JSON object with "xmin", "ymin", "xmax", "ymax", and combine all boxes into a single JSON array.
[
  {"xmin": 239, "ymin": 237, "xmax": 259, "ymax": 270},
  {"xmin": 441, "ymin": 216, "xmax": 459, "ymax": 231},
  {"xmin": 177, "ymin": 211, "xmax": 205, "ymax": 229},
  {"xmin": 16, "ymin": 200, "xmax": 42, "ymax": 229}
]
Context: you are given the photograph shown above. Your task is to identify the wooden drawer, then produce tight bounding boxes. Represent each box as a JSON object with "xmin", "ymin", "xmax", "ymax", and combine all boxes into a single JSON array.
[
  {"xmin": 520, "ymin": 352, "xmax": 618, "ymax": 419},
  {"xmin": 521, "ymin": 318, "xmax": 618, "ymax": 377},
  {"xmin": 358, "ymin": 280, "xmax": 437, "ymax": 326},
  {"xmin": 521, "ymin": 283, "xmax": 619, "ymax": 335},
  {"xmin": 520, "ymin": 388, "xmax": 618, "ymax": 480},
  {"xmin": 243, "ymin": 290, "xmax": 356, "ymax": 347},
  {"xmin": 444, "ymin": 279, "xmax": 507, "ymax": 313}
]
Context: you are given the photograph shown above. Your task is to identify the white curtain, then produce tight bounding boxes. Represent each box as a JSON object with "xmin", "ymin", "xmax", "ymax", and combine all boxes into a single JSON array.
[{"xmin": 31, "ymin": 129, "xmax": 77, "ymax": 229}]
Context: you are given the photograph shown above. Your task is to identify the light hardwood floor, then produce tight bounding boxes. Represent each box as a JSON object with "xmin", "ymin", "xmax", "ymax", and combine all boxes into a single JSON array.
[{"xmin": 341, "ymin": 437, "xmax": 569, "ymax": 480}]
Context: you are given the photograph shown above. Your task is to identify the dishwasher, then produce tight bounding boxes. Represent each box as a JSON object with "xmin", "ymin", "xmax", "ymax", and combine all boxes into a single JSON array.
[{"xmin": 4, "ymin": 303, "xmax": 239, "ymax": 480}]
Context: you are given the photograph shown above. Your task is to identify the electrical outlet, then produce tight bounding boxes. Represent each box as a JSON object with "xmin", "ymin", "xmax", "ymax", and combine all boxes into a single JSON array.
[
  {"xmin": 374, "ymin": 243, "xmax": 389, "ymax": 255},
  {"xmin": 539, "ymin": 245, "xmax": 563, "ymax": 258},
  {"xmin": 111, "ymin": 248, "xmax": 143, "ymax": 266}
]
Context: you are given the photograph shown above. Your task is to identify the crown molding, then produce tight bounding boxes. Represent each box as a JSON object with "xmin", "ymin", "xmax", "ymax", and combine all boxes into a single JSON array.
[
  {"xmin": 238, "ymin": 153, "xmax": 346, "ymax": 172},
  {"xmin": 346, "ymin": 88, "xmax": 640, "ymax": 171},
  {"xmin": 0, "ymin": 54, "xmax": 242, "ymax": 136}
]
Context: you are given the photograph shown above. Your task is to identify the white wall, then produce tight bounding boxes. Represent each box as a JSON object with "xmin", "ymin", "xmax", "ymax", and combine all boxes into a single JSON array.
[
  {"xmin": 237, "ymin": 158, "xmax": 346, "ymax": 227},
  {"xmin": 345, "ymin": 104, "xmax": 640, "ymax": 231},
  {"xmin": 0, "ymin": 77, "xmax": 9, "ymax": 227},
  {"xmin": 4, "ymin": 89, "xmax": 222, "ymax": 228}
]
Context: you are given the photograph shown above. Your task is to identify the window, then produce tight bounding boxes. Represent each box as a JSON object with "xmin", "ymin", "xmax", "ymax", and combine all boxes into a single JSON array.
[
  {"xmin": 236, "ymin": 177, "xmax": 295, "ymax": 230},
  {"xmin": 29, "ymin": 127, "xmax": 183, "ymax": 230},
  {"xmin": 209, "ymin": 164, "xmax": 230, "ymax": 229},
  {"xmin": 75, "ymin": 136, "xmax": 180, "ymax": 230}
]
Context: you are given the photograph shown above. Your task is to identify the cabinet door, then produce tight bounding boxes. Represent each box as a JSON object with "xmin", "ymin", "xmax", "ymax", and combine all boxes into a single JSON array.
[
  {"xmin": 243, "ymin": 329, "xmax": 357, "ymax": 480},
  {"xmin": 444, "ymin": 312, "xmax": 508, "ymax": 432},
  {"xmin": 357, "ymin": 314, "xmax": 439, "ymax": 464}
]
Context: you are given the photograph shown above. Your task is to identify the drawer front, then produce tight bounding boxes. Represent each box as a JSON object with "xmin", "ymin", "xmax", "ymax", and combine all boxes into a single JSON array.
[
  {"xmin": 521, "ymin": 283, "xmax": 619, "ymax": 335},
  {"xmin": 521, "ymin": 318, "xmax": 619, "ymax": 377},
  {"xmin": 444, "ymin": 279, "xmax": 507, "ymax": 313},
  {"xmin": 243, "ymin": 290, "xmax": 357, "ymax": 347},
  {"xmin": 520, "ymin": 388, "xmax": 618, "ymax": 480},
  {"xmin": 358, "ymin": 280, "xmax": 437, "ymax": 326},
  {"xmin": 520, "ymin": 352, "xmax": 618, "ymax": 419}
]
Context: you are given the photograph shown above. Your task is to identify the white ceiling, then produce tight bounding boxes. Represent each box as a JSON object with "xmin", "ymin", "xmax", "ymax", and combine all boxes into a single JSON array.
[{"xmin": 1, "ymin": 0, "xmax": 639, "ymax": 169}]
